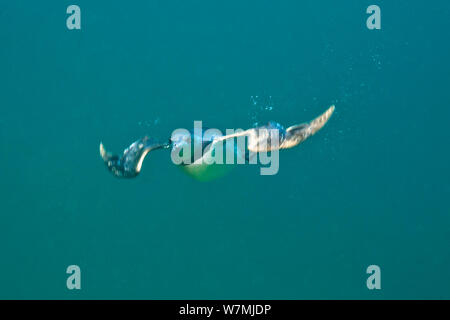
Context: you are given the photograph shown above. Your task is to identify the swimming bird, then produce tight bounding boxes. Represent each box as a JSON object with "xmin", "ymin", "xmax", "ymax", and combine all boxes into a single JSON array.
[{"xmin": 99, "ymin": 105, "xmax": 335, "ymax": 180}]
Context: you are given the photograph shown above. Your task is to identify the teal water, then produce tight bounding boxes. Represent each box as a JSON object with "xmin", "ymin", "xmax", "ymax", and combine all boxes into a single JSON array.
[{"xmin": 1, "ymin": 0, "xmax": 449, "ymax": 299}]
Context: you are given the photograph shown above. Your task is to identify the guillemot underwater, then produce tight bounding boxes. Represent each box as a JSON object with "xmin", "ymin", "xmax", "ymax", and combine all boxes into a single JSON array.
[{"xmin": 99, "ymin": 105, "xmax": 335, "ymax": 181}]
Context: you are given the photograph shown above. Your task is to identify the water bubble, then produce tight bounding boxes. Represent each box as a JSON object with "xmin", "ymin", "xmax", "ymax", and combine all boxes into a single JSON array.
[{"xmin": 247, "ymin": 95, "xmax": 275, "ymax": 125}]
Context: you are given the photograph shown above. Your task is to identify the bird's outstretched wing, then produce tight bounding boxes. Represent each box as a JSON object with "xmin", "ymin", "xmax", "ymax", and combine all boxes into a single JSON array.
[
  {"xmin": 280, "ymin": 104, "xmax": 335, "ymax": 149},
  {"xmin": 213, "ymin": 105, "xmax": 335, "ymax": 152}
]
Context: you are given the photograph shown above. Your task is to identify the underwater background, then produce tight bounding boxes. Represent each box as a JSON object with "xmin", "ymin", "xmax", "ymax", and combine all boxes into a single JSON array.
[{"xmin": 0, "ymin": 0, "xmax": 449, "ymax": 299}]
